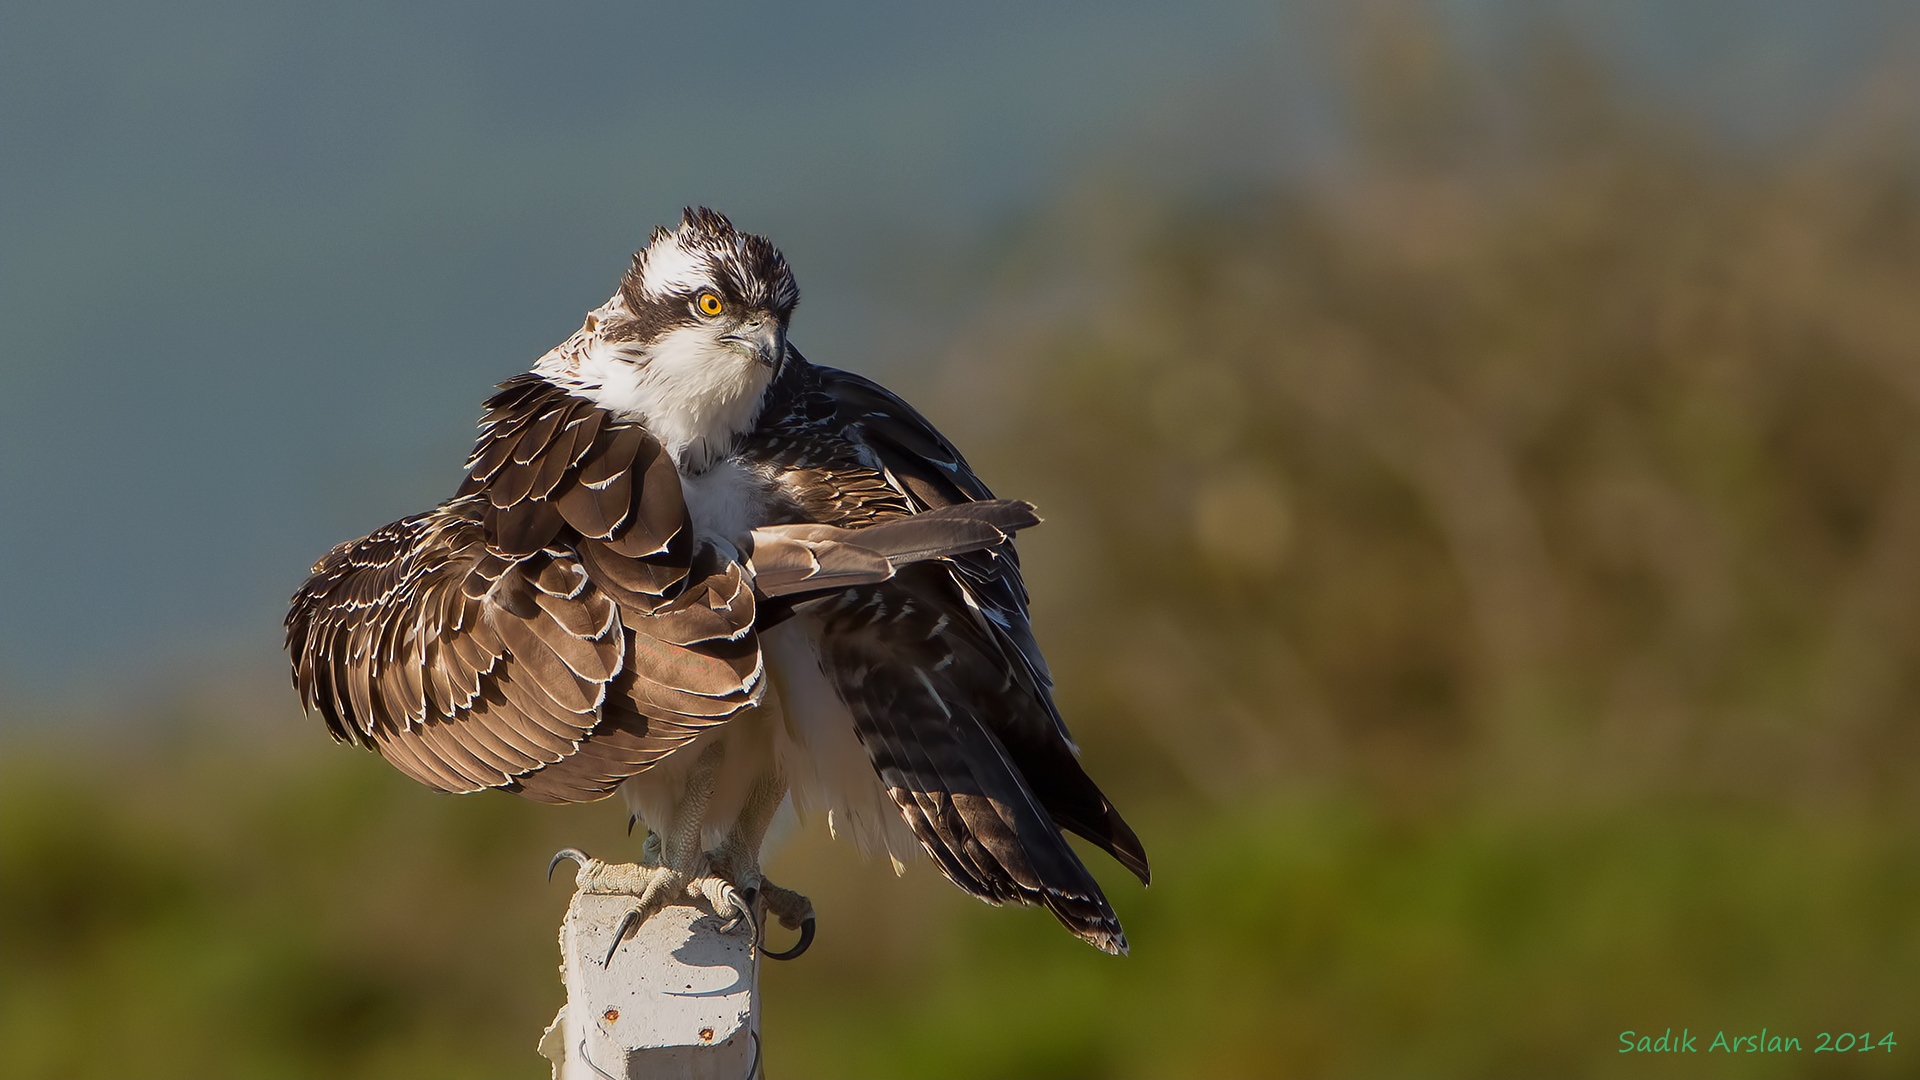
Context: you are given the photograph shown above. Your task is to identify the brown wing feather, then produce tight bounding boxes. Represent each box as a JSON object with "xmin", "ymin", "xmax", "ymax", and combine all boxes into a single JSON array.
[
  {"xmin": 741, "ymin": 354, "xmax": 1149, "ymax": 951},
  {"xmin": 286, "ymin": 375, "xmax": 762, "ymax": 802},
  {"xmin": 744, "ymin": 500, "xmax": 1041, "ymax": 598},
  {"xmin": 811, "ymin": 565, "xmax": 1132, "ymax": 953},
  {"xmin": 812, "ymin": 362, "xmax": 1150, "ymax": 888}
]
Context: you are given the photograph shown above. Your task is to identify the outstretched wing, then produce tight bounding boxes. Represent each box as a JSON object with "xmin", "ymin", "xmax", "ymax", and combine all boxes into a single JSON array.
[
  {"xmin": 286, "ymin": 374, "xmax": 1049, "ymax": 804},
  {"xmin": 286, "ymin": 375, "xmax": 759, "ymax": 803},
  {"xmin": 757, "ymin": 356, "xmax": 1150, "ymax": 952}
]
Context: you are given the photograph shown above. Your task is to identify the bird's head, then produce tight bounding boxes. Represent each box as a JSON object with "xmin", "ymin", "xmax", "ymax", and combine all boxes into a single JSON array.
[
  {"xmin": 543, "ymin": 208, "xmax": 801, "ymax": 471},
  {"xmin": 609, "ymin": 206, "xmax": 799, "ymax": 369}
]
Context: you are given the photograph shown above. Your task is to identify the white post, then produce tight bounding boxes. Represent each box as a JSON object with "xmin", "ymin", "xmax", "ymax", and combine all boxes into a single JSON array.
[{"xmin": 538, "ymin": 859, "xmax": 761, "ymax": 1080}]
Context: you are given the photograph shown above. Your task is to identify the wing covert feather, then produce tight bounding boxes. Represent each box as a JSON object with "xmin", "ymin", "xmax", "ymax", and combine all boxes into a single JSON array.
[{"xmin": 288, "ymin": 375, "xmax": 762, "ymax": 801}]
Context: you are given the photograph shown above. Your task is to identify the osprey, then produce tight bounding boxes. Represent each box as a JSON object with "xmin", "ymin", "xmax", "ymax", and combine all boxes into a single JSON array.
[{"xmin": 286, "ymin": 208, "xmax": 1149, "ymax": 957}]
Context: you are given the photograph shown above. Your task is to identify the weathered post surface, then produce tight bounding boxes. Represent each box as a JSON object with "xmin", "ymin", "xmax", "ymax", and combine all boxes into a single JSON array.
[{"xmin": 538, "ymin": 860, "xmax": 760, "ymax": 1080}]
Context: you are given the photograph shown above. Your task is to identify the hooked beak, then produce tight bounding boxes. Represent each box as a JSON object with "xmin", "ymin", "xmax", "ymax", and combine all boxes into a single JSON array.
[{"xmin": 725, "ymin": 318, "xmax": 785, "ymax": 368}]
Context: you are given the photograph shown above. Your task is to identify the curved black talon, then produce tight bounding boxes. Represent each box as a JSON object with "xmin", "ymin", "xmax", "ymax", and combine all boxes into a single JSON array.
[
  {"xmin": 547, "ymin": 848, "xmax": 591, "ymax": 883},
  {"xmin": 603, "ymin": 908, "xmax": 643, "ymax": 967},
  {"xmin": 719, "ymin": 906, "xmax": 759, "ymax": 950},
  {"xmin": 762, "ymin": 914, "xmax": 815, "ymax": 961},
  {"xmin": 627, "ymin": 813, "xmax": 638, "ymax": 837},
  {"xmin": 722, "ymin": 887, "xmax": 761, "ymax": 950}
]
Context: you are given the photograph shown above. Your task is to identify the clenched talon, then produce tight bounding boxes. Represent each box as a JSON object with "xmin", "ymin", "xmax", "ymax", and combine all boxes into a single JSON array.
[
  {"xmin": 548, "ymin": 848, "xmax": 592, "ymax": 883},
  {"xmin": 720, "ymin": 886, "xmax": 760, "ymax": 946},
  {"xmin": 763, "ymin": 914, "xmax": 815, "ymax": 961},
  {"xmin": 603, "ymin": 908, "xmax": 644, "ymax": 966},
  {"xmin": 717, "ymin": 888, "xmax": 751, "ymax": 939},
  {"xmin": 757, "ymin": 879, "xmax": 816, "ymax": 960},
  {"xmin": 688, "ymin": 876, "xmax": 755, "ymax": 941}
]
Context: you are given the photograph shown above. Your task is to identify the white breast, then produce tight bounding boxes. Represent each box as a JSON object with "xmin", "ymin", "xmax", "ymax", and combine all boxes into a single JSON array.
[
  {"xmin": 539, "ymin": 324, "xmax": 774, "ymax": 473},
  {"xmin": 762, "ymin": 616, "xmax": 920, "ymax": 871},
  {"xmin": 678, "ymin": 458, "xmax": 775, "ymax": 549},
  {"xmin": 600, "ymin": 329, "xmax": 772, "ymax": 468}
]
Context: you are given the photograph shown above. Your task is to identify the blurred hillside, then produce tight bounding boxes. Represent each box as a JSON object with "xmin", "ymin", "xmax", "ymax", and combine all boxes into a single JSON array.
[
  {"xmin": 6, "ymin": 18, "xmax": 1920, "ymax": 1080},
  {"xmin": 953, "ymin": 26, "xmax": 1920, "ymax": 818}
]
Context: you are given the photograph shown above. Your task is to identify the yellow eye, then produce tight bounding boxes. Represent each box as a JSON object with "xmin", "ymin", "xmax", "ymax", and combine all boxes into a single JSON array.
[{"xmin": 697, "ymin": 292, "xmax": 724, "ymax": 317}]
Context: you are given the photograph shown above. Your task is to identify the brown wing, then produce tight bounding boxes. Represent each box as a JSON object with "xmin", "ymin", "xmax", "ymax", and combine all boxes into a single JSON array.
[
  {"xmin": 745, "ymin": 356, "xmax": 1150, "ymax": 952},
  {"xmin": 286, "ymin": 375, "xmax": 761, "ymax": 803},
  {"xmin": 743, "ymin": 500, "xmax": 1041, "ymax": 602},
  {"xmin": 808, "ymin": 363, "xmax": 1148, "ymax": 884},
  {"xmin": 808, "ymin": 562, "xmax": 1136, "ymax": 953}
]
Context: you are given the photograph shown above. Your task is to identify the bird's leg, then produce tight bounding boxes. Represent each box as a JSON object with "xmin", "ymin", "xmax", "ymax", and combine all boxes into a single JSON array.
[
  {"xmin": 642, "ymin": 739, "xmax": 754, "ymax": 934},
  {"xmin": 662, "ymin": 741, "xmax": 720, "ymax": 873},
  {"xmin": 707, "ymin": 769, "xmax": 785, "ymax": 895},
  {"xmin": 707, "ymin": 768, "xmax": 817, "ymax": 960},
  {"xmin": 549, "ymin": 740, "xmax": 749, "ymax": 964},
  {"xmin": 661, "ymin": 746, "xmax": 767, "ymax": 942}
]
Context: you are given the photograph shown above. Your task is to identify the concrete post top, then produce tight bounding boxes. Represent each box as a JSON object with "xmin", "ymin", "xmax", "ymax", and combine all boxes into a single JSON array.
[{"xmin": 539, "ymin": 865, "xmax": 761, "ymax": 1080}]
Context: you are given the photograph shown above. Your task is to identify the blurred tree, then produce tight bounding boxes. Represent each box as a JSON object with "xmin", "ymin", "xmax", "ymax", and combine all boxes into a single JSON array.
[{"xmin": 948, "ymin": 18, "xmax": 1920, "ymax": 817}]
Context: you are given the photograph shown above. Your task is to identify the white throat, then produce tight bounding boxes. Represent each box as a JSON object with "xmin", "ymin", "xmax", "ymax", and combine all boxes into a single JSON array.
[{"xmin": 537, "ymin": 323, "xmax": 774, "ymax": 474}]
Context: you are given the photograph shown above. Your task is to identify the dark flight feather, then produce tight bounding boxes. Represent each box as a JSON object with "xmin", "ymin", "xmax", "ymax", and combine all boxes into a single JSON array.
[{"xmin": 738, "ymin": 352, "xmax": 1150, "ymax": 952}]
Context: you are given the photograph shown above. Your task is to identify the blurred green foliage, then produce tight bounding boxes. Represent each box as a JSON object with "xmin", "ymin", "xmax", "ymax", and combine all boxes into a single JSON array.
[
  {"xmin": 6, "ymin": 20, "xmax": 1920, "ymax": 1080},
  {"xmin": 5, "ymin": 742, "xmax": 1916, "ymax": 1078}
]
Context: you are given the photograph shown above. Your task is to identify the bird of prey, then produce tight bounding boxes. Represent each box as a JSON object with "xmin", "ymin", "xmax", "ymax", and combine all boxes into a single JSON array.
[{"xmin": 286, "ymin": 208, "xmax": 1149, "ymax": 956}]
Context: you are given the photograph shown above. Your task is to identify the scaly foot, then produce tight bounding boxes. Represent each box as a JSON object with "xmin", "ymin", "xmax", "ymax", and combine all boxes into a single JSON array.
[
  {"xmin": 546, "ymin": 849, "xmax": 754, "ymax": 965},
  {"xmin": 700, "ymin": 846, "xmax": 816, "ymax": 962},
  {"xmin": 752, "ymin": 877, "xmax": 816, "ymax": 961}
]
